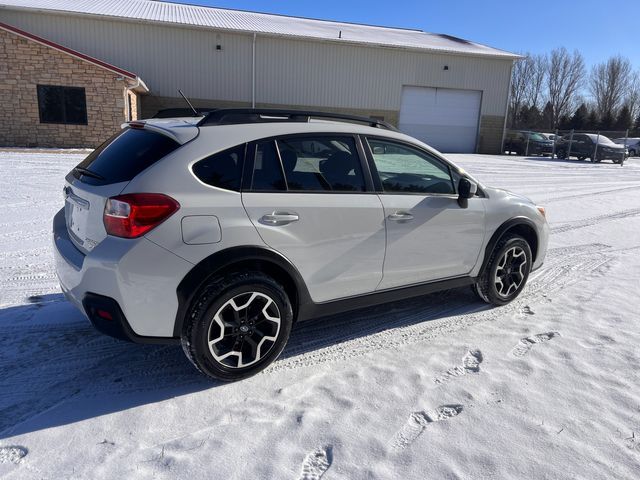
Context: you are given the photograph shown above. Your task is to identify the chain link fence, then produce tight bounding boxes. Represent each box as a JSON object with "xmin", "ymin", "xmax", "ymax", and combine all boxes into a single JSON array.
[{"xmin": 503, "ymin": 129, "xmax": 636, "ymax": 165}]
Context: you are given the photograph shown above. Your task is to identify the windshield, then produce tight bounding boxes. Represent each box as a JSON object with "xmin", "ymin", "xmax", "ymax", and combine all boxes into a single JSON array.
[
  {"xmin": 591, "ymin": 135, "xmax": 616, "ymax": 145},
  {"xmin": 528, "ymin": 133, "xmax": 545, "ymax": 141}
]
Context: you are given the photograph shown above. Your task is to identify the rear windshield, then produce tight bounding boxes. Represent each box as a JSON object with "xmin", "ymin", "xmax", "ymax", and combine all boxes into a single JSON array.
[{"xmin": 72, "ymin": 128, "xmax": 180, "ymax": 185}]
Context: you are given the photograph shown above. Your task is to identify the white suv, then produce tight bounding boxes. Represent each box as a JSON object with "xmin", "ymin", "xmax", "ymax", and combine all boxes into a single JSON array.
[{"xmin": 53, "ymin": 109, "xmax": 549, "ymax": 381}]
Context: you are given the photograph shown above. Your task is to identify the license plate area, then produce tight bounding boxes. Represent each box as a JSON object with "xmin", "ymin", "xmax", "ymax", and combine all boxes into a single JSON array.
[{"xmin": 65, "ymin": 193, "xmax": 90, "ymax": 246}]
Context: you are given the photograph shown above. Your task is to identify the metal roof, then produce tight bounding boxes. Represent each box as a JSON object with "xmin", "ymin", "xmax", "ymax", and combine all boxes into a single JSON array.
[{"xmin": 0, "ymin": 0, "xmax": 519, "ymax": 59}]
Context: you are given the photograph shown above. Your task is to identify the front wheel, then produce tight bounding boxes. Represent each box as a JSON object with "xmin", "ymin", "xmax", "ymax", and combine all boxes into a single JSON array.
[
  {"xmin": 181, "ymin": 271, "xmax": 293, "ymax": 381},
  {"xmin": 473, "ymin": 235, "xmax": 532, "ymax": 306},
  {"xmin": 556, "ymin": 149, "xmax": 567, "ymax": 159}
]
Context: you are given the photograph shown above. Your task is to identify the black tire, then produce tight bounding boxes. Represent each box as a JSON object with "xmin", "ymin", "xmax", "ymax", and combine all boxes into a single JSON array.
[
  {"xmin": 630, "ymin": 149, "xmax": 636, "ymax": 157},
  {"xmin": 473, "ymin": 235, "xmax": 532, "ymax": 306},
  {"xmin": 557, "ymin": 148, "xmax": 567, "ymax": 159},
  {"xmin": 181, "ymin": 271, "xmax": 293, "ymax": 381}
]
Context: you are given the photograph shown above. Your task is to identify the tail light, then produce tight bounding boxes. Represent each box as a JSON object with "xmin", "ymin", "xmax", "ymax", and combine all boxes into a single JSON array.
[{"xmin": 104, "ymin": 193, "xmax": 179, "ymax": 238}]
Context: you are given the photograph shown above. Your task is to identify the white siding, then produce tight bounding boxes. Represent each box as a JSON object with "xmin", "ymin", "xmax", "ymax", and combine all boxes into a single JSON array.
[{"xmin": 0, "ymin": 9, "xmax": 513, "ymax": 115}]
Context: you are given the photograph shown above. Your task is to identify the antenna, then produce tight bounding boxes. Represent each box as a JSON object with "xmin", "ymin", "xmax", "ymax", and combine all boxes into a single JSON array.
[{"xmin": 178, "ymin": 89, "xmax": 198, "ymax": 116}]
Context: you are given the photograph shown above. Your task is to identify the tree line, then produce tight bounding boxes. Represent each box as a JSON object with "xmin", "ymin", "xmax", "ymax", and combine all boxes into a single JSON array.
[{"xmin": 509, "ymin": 48, "xmax": 640, "ymax": 135}]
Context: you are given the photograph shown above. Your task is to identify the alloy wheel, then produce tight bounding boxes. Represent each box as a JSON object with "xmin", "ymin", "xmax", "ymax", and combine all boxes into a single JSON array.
[
  {"xmin": 207, "ymin": 292, "xmax": 281, "ymax": 368},
  {"xmin": 494, "ymin": 246, "xmax": 528, "ymax": 298}
]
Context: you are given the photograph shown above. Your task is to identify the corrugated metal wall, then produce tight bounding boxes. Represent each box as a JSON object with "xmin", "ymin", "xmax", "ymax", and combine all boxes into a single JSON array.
[{"xmin": 0, "ymin": 9, "xmax": 512, "ymax": 116}]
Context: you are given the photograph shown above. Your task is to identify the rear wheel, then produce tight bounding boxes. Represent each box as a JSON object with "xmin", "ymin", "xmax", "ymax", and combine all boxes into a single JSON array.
[
  {"xmin": 557, "ymin": 148, "xmax": 567, "ymax": 159},
  {"xmin": 181, "ymin": 271, "xmax": 293, "ymax": 381},
  {"xmin": 474, "ymin": 235, "xmax": 532, "ymax": 306},
  {"xmin": 630, "ymin": 149, "xmax": 636, "ymax": 157}
]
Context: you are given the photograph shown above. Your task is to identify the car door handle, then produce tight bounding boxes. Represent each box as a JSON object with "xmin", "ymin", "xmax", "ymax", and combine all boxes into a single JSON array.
[
  {"xmin": 260, "ymin": 212, "xmax": 299, "ymax": 226},
  {"xmin": 387, "ymin": 211, "xmax": 413, "ymax": 222}
]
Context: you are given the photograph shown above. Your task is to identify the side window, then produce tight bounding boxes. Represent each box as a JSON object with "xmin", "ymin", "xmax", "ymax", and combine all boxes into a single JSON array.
[
  {"xmin": 367, "ymin": 139, "xmax": 455, "ymax": 194},
  {"xmin": 192, "ymin": 144, "xmax": 244, "ymax": 191},
  {"xmin": 275, "ymin": 135, "xmax": 366, "ymax": 192},
  {"xmin": 251, "ymin": 140, "xmax": 286, "ymax": 191}
]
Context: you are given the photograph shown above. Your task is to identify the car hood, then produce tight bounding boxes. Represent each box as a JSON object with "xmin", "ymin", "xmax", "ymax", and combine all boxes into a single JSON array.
[{"xmin": 483, "ymin": 185, "xmax": 535, "ymax": 205}]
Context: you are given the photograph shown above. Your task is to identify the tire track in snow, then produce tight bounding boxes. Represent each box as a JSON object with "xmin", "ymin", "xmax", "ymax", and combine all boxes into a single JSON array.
[{"xmin": 551, "ymin": 208, "xmax": 640, "ymax": 234}]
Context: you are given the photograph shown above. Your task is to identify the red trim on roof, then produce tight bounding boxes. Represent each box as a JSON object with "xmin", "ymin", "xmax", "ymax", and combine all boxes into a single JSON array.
[{"xmin": 0, "ymin": 21, "xmax": 138, "ymax": 80}]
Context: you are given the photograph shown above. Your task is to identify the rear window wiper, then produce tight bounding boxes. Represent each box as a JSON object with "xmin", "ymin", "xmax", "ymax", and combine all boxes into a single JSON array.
[{"xmin": 74, "ymin": 166, "xmax": 105, "ymax": 180}]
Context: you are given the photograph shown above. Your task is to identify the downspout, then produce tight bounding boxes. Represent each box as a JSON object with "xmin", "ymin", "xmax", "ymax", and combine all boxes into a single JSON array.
[
  {"xmin": 500, "ymin": 60, "xmax": 515, "ymax": 155},
  {"xmin": 251, "ymin": 32, "xmax": 256, "ymax": 108}
]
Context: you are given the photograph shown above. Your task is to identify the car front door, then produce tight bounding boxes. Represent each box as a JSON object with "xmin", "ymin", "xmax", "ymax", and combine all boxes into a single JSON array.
[
  {"xmin": 364, "ymin": 137, "xmax": 486, "ymax": 290},
  {"xmin": 241, "ymin": 134, "xmax": 386, "ymax": 303}
]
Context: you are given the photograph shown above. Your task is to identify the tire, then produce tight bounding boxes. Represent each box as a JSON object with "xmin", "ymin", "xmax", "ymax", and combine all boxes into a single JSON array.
[
  {"xmin": 630, "ymin": 149, "xmax": 636, "ymax": 157},
  {"xmin": 557, "ymin": 149, "xmax": 567, "ymax": 159},
  {"xmin": 181, "ymin": 271, "xmax": 293, "ymax": 381},
  {"xmin": 473, "ymin": 235, "xmax": 532, "ymax": 306}
]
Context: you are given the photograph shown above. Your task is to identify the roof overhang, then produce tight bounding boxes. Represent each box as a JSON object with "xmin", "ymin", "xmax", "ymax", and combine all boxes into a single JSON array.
[{"xmin": 0, "ymin": 20, "xmax": 149, "ymax": 91}]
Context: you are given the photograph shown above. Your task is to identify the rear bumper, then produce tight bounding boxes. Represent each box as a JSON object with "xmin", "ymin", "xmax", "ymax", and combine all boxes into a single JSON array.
[{"xmin": 53, "ymin": 208, "xmax": 193, "ymax": 340}]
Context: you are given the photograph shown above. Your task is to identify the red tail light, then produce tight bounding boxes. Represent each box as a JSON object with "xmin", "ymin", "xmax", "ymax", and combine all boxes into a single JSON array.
[{"xmin": 103, "ymin": 193, "xmax": 179, "ymax": 238}]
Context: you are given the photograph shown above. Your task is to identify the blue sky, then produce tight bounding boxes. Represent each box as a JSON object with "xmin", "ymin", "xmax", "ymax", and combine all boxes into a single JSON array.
[{"xmin": 173, "ymin": 0, "xmax": 638, "ymax": 70}]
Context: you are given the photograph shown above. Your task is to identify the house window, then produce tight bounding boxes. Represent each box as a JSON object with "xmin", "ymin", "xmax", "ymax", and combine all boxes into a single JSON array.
[{"xmin": 37, "ymin": 85, "xmax": 88, "ymax": 125}]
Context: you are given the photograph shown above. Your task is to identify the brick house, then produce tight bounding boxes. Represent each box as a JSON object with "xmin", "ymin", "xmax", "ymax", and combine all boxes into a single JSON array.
[{"xmin": 0, "ymin": 22, "xmax": 148, "ymax": 148}]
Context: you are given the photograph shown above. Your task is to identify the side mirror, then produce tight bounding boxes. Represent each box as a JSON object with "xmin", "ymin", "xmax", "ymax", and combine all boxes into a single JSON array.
[{"xmin": 457, "ymin": 177, "xmax": 477, "ymax": 208}]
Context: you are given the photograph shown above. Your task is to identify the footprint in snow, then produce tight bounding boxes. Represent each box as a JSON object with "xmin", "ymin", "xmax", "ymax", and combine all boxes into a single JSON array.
[
  {"xmin": 391, "ymin": 405, "xmax": 463, "ymax": 450},
  {"xmin": 0, "ymin": 446, "xmax": 27, "ymax": 464},
  {"xmin": 512, "ymin": 332, "xmax": 560, "ymax": 357},
  {"xmin": 298, "ymin": 446, "xmax": 331, "ymax": 480},
  {"xmin": 433, "ymin": 349, "xmax": 483, "ymax": 384}
]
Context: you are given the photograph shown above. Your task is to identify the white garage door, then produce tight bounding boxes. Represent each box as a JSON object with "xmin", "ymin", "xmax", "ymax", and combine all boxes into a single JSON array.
[{"xmin": 398, "ymin": 86, "xmax": 482, "ymax": 153}]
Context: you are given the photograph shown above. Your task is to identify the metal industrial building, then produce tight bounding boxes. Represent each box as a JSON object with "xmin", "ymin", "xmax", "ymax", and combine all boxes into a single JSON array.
[{"xmin": 0, "ymin": 0, "xmax": 518, "ymax": 152}]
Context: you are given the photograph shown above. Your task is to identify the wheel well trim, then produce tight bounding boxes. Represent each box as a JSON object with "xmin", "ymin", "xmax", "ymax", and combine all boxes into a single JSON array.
[
  {"xmin": 479, "ymin": 217, "xmax": 539, "ymax": 275},
  {"xmin": 173, "ymin": 246, "xmax": 310, "ymax": 337}
]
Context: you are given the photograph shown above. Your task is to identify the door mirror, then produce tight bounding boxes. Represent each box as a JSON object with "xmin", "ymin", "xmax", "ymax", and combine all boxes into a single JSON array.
[{"xmin": 457, "ymin": 177, "xmax": 477, "ymax": 207}]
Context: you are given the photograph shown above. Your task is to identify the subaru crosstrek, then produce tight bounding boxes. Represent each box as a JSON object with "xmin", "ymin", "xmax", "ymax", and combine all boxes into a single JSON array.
[{"xmin": 53, "ymin": 109, "xmax": 549, "ymax": 381}]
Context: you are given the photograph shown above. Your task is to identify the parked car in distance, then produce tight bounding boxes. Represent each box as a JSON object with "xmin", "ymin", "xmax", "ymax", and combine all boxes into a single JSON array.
[
  {"xmin": 53, "ymin": 109, "xmax": 549, "ymax": 381},
  {"xmin": 556, "ymin": 133, "xmax": 626, "ymax": 163},
  {"xmin": 539, "ymin": 132, "xmax": 557, "ymax": 142},
  {"xmin": 504, "ymin": 130, "xmax": 554, "ymax": 156},
  {"xmin": 613, "ymin": 137, "xmax": 640, "ymax": 157}
]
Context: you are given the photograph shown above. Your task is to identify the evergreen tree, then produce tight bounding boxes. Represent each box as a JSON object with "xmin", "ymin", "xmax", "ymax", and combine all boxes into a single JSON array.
[
  {"xmin": 634, "ymin": 113, "xmax": 640, "ymax": 135},
  {"xmin": 541, "ymin": 102, "xmax": 554, "ymax": 129},
  {"xmin": 614, "ymin": 105, "xmax": 632, "ymax": 131},
  {"xmin": 587, "ymin": 109, "xmax": 599, "ymax": 131},
  {"xmin": 599, "ymin": 111, "xmax": 615, "ymax": 130},
  {"xmin": 558, "ymin": 114, "xmax": 572, "ymax": 130},
  {"xmin": 570, "ymin": 104, "xmax": 588, "ymax": 130}
]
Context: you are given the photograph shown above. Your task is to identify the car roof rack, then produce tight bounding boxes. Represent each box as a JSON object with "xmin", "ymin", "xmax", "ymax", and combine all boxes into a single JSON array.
[{"xmin": 197, "ymin": 108, "xmax": 398, "ymax": 131}]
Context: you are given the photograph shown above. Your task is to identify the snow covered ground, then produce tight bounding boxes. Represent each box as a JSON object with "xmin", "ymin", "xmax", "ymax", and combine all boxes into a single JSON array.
[{"xmin": 1, "ymin": 150, "xmax": 640, "ymax": 479}]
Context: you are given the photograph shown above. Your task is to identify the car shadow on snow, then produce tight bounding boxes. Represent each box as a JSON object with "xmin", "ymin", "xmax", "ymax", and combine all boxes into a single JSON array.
[{"xmin": 0, "ymin": 289, "xmax": 487, "ymax": 439}]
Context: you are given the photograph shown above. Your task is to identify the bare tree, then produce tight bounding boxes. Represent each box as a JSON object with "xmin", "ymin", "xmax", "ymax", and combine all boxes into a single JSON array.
[
  {"xmin": 589, "ymin": 55, "xmax": 633, "ymax": 121},
  {"xmin": 546, "ymin": 48, "xmax": 586, "ymax": 128},
  {"xmin": 625, "ymin": 71, "xmax": 640, "ymax": 122},
  {"xmin": 509, "ymin": 53, "xmax": 533, "ymax": 127},
  {"xmin": 524, "ymin": 54, "xmax": 547, "ymax": 109}
]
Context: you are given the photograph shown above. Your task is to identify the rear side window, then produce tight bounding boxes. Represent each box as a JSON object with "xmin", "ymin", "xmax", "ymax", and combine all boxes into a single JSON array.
[
  {"xmin": 74, "ymin": 128, "xmax": 180, "ymax": 185},
  {"xmin": 192, "ymin": 144, "xmax": 245, "ymax": 191},
  {"xmin": 276, "ymin": 136, "xmax": 366, "ymax": 192}
]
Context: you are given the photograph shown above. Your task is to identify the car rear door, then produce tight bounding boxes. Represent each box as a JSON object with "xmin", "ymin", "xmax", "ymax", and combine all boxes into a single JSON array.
[
  {"xmin": 364, "ymin": 136, "xmax": 486, "ymax": 290},
  {"xmin": 241, "ymin": 133, "xmax": 385, "ymax": 303}
]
